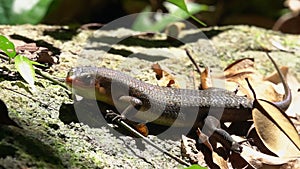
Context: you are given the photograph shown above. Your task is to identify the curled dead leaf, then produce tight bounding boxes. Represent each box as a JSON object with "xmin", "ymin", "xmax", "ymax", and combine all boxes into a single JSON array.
[
  {"xmin": 16, "ymin": 43, "xmax": 57, "ymax": 64},
  {"xmin": 224, "ymin": 58, "xmax": 255, "ymax": 76},
  {"xmin": 280, "ymin": 72, "xmax": 300, "ymax": 117},
  {"xmin": 240, "ymin": 144, "xmax": 300, "ymax": 168},
  {"xmin": 196, "ymin": 128, "xmax": 213, "ymax": 151},
  {"xmin": 200, "ymin": 67, "xmax": 212, "ymax": 90},
  {"xmin": 264, "ymin": 66, "xmax": 289, "ymax": 84},
  {"xmin": 196, "ymin": 129, "xmax": 229, "ymax": 169},
  {"xmin": 181, "ymin": 135, "xmax": 206, "ymax": 166},
  {"xmin": 133, "ymin": 123, "xmax": 148, "ymax": 136},
  {"xmin": 253, "ymin": 99, "xmax": 300, "ymax": 158},
  {"xmin": 151, "ymin": 63, "xmax": 185, "ymax": 88},
  {"xmin": 203, "ymin": 57, "xmax": 287, "ymax": 103}
]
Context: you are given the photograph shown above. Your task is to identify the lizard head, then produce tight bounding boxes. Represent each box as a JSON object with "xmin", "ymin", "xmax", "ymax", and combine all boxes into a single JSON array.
[
  {"xmin": 66, "ymin": 67, "xmax": 97, "ymax": 89},
  {"xmin": 66, "ymin": 67, "xmax": 114, "ymax": 104}
]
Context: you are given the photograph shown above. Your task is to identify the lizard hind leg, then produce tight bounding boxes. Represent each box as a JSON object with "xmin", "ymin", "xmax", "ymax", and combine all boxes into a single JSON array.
[{"xmin": 202, "ymin": 115, "xmax": 241, "ymax": 153}]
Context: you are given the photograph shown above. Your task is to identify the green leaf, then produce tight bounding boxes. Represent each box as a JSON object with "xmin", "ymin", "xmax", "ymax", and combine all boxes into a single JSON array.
[
  {"xmin": 0, "ymin": 0, "xmax": 54, "ymax": 24},
  {"xmin": 185, "ymin": 164, "xmax": 207, "ymax": 169},
  {"xmin": 167, "ymin": 0, "xmax": 188, "ymax": 12},
  {"xmin": 132, "ymin": 2, "xmax": 208, "ymax": 31},
  {"xmin": 31, "ymin": 60, "xmax": 47, "ymax": 67},
  {"xmin": 132, "ymin": 7, "xmax": 153, "ymax": 31},
  {"xmin": 14, "ymin": 55, "xmax": 36, "ymax": 91},
  {"xmin": 167, "ymin": 0, "xmax": 206, "ymax": 26},
  {"xmin": 0, "ymin": 35, "xmax": 16, "ymax": 58}
]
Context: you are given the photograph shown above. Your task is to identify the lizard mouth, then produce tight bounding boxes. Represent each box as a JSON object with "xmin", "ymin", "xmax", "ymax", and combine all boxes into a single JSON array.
[
  {"xmin": 65, "ymin": 67, "xmax": 96, "ymax": 88},
  {"xmin": 65, "ymin": 75, "xmax": 74, "ymax": 87},
  {"xmin": 66, "ymin": 67, "xmax": 99, "ymax": 89},
  {"xmin": 65, "ymin": 68, "xmax": 76, "ymax": 87},
  {"xmin": 65, "ymin": 75, "xmax": 96, "ymax": 89}
]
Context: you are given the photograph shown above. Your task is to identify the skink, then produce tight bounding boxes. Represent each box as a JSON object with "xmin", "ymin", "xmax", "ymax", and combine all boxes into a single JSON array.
[
  {"xmin": 65, "ymin": 55, "xmax": 291, "ymax": 150},
  {"xmin": 65, "ymin": 62, "xmax": 290, "ymax": 124}
]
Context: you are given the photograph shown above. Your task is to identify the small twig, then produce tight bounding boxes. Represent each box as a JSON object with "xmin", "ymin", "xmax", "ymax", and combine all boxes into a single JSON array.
[
  {"xmin": 35, "ymin": 69, "xmax": 69, "ymax": 90},
  {"xmin": 117, "ymin": 120, "xmax": 190, "ymax": 167},
  {"xmin": 0, "ymin": 86, "xmax": 58, "ymax": 111},
  {"xmin": 185, "ymin": 48, "xmax": 202, "ymax": 74},
  {"xmin": 245, "ymin": 78, "xmax": 256, "ymax": 100},
  {"xmin": 185, "ymin": 48, "xmax": 204, "ymax": 89}
]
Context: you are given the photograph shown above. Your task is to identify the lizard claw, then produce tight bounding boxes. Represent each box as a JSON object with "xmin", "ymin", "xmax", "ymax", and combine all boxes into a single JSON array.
[
  {"xmin": 231, "ymin": 141, "xmax": 242, "ymax": 153},
  {"xmin": 105, "ymin": 110, "xmax": 125, "ymax": 122}
]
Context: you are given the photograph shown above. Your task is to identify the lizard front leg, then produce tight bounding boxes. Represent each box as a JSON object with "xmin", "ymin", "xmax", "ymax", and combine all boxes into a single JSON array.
[
  {"xmin": 117, "ymin": 95, "xmax": 143, "ymax": 119},
  {"xmin": 106, "ymin": 95, "xmax": 149, "ymax": 136}
]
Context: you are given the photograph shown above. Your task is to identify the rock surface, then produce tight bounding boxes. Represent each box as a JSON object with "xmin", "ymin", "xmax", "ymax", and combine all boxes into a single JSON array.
[{"xmin": 0, "ymin": 24, "xmax": 299, "ymax": 168}]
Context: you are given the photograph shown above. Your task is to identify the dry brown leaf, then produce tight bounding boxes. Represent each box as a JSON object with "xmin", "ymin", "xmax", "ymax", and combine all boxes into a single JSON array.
[
  {"xmin": 211, "ymin": 148, "xmax": 229, "ymax": 169},
  {"xmin": 224, "ymin": 58, "xmax": 256, "ymax": 76},
  {"xmin": 284, "ymin": 72, "xmax": 300, "ymax": 117},
  {"xmin": 200, "ymin": 67, "xmax": 212, "ymax": 90},
  {"xmin": 196, "ymin": 128, "xmax": 213, "ymax": 151},
  {"xmin": 210, "ymin": 153, "xmax": 228, "ymax": 169},
  {"xmin": 253, "ymin": 99, "xmax": 300, "ymax": 158},
  {"xmin": 204, "ymin": 58, "xmax": 286, "ymax": 103},
  {"xmin": 181, "ymin": 135, "xmax": 206, "ymax": 166},
  {"xmin": 247, "ymin": 127, "xmax": 278, "ymax": 156},
  {"xmin": 16, "ymin": 43, "xmax": 57, "ymax": 64},
  {"xmin": 264, "ymin": 66, "xmax": 289, "ymax": 84},
  {"xmin": 196, "ymin": 129, "xmax": 229, "ymax": 169},
  {"xmin": 201, "ymin": 71, "xmax": 240, "ymax": 92},
  {"xmin": 152, "ymin": 63, "xmax": 163, "ymax": 78},
  {"xmin": 151, "ymin": 63, "xmax": 183, "ymax": 88},
  {"xmin": 240, "ymin": 144, "xmax": 300, "ymax": 168},
  {"xmin": 224, "ymin": 58, "xmax": 283, "ymax": 102},
  {"xmin": 133, "ymin": 123, "xmax": 148, "ymax": 136}
]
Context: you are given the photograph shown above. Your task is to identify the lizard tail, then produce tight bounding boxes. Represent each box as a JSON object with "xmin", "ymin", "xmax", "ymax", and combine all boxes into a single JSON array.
[{"xmin": 266, "ymin": 52, "xmax": 292, "ymax": 111}]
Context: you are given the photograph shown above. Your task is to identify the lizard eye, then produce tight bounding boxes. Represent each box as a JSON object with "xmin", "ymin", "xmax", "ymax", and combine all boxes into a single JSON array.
[{"xmin": 82, "ymin": 74, "xmax": 95, "ymax": 85}]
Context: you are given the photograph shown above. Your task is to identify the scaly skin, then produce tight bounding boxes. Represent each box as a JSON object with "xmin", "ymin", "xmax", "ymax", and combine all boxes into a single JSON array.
[
  {"xmin": 66, "ymin": 55, "xmax": 291, "ymax": 152},
  {"xmin": 65, "ymin": 63, "xmax": 290, "ymax": 127}
]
